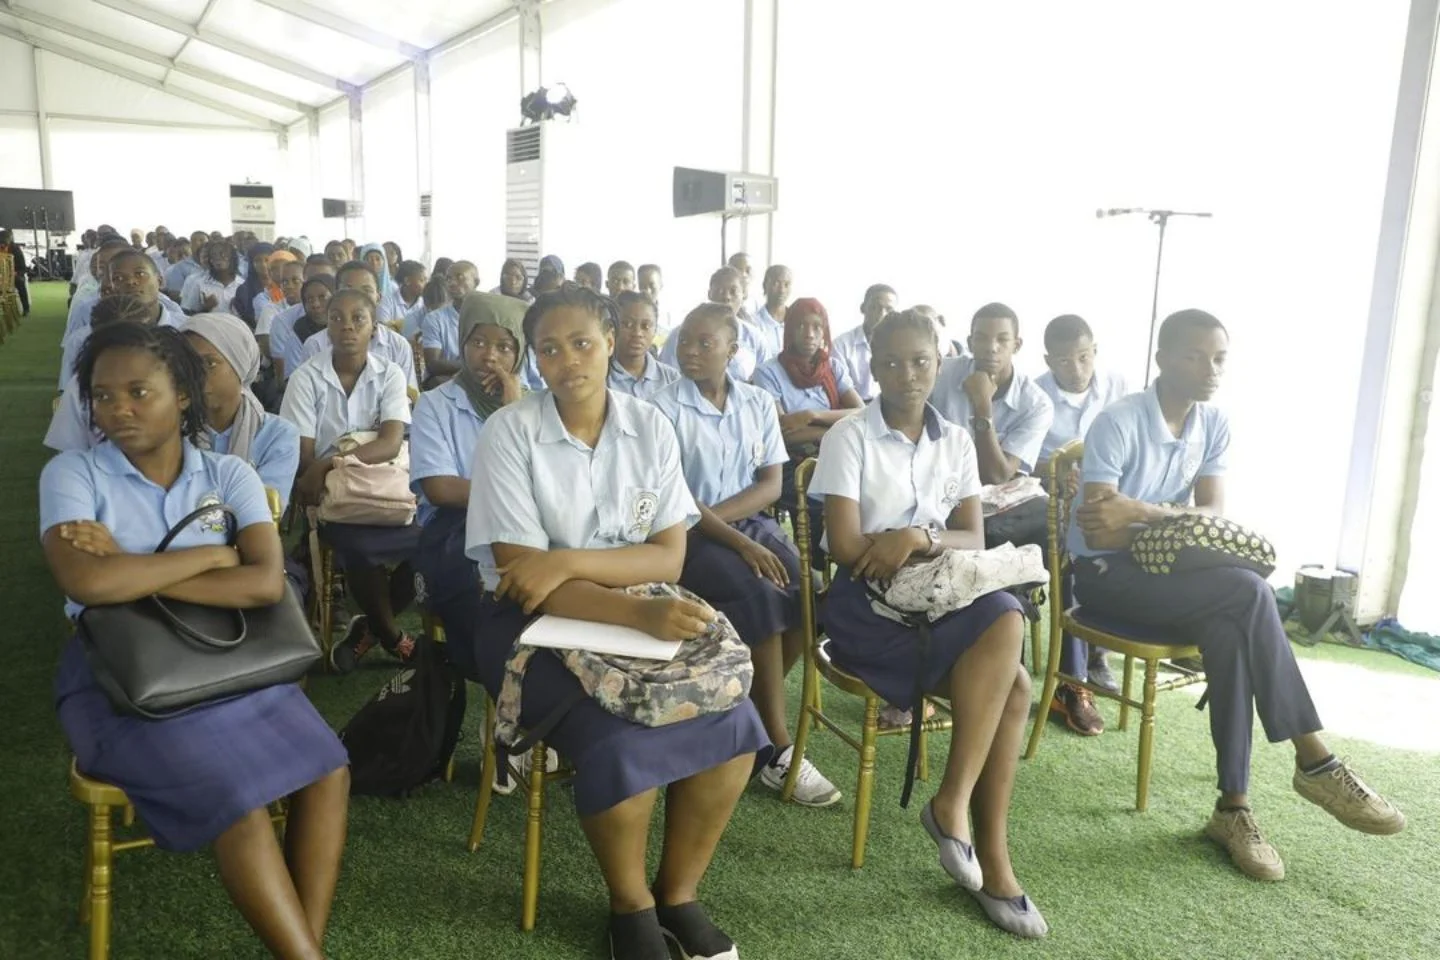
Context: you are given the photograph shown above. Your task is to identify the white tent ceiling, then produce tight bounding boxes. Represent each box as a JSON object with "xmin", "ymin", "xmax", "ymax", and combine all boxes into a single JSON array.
[{"xmin": 0, "ymin": 0, "xmax": 522, "ymax": 130}]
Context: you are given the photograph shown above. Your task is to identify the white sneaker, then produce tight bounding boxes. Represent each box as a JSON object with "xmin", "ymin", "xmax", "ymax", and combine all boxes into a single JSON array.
[
  {"xmin": 760, "ymin": 745, "xmax": 842, "ymax": 808},
  {"xmin": 492, "ymin": 745, "xmax": 559, "ymax": 797}
]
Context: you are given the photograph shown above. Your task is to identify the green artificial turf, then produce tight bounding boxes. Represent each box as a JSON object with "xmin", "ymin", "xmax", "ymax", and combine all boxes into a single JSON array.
[{"xmin": 1, "ymin": 281, "xmax": 1436, "ymax": 959}]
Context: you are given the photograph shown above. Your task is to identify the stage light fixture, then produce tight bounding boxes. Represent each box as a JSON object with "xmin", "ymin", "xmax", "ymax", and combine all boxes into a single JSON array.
[{"xmin": 520, "ymin": 84, "xmax": 578, "ymax": 124}]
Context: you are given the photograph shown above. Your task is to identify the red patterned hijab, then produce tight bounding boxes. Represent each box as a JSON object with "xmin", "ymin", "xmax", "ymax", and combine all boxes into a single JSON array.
[{"xmin": 778, "ymin": 297, "xmax": 840, "ymax": 409}]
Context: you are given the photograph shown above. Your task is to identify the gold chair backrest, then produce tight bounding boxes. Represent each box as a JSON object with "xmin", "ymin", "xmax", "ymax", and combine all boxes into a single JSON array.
[
  {"xmin": 1045, "ymin": 441, "xmax": 1085, "ymax": 595},
  {"xmin": 793, "ymin": 457, "xmax": 822, "ymax": 635},
  {"xmin": 266, "ymin": 487, "xmax": 283, "ymax": 525}
]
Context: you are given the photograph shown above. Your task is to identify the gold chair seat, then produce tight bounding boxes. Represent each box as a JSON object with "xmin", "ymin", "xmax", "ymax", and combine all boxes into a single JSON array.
[
  {"xmin": 1065, "ymin": 607, "xmax": 1200, "ymax": 662},
  {"xmin": 69, "ymin": 761, "xmax": 130, "ymax": 807}
]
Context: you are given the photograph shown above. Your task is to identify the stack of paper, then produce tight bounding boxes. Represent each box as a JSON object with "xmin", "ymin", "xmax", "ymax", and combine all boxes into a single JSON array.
[{"xmin": 521, "ymin": 615, "xmax": 681, "ymax": 661}]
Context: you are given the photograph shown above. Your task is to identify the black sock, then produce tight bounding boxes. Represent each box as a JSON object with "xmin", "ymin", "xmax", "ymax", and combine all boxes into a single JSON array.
[{"xmin": 1300, "ymin": 754, "xmax": 1339, "ymax": 776}]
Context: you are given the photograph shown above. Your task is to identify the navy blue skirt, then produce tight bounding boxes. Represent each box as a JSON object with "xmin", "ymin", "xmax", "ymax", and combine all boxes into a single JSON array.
[
  {"xmin": 320, "ymin": 520, "xmax": 422, "ymax": 568},
  {"xmin": 821, "ymin": 570, "xmax": 1024, "ymax": 709},
  {"xmin": 680, "ymin": 515, "xmax": 800, "ymax": 648},
  {"xmin": 55, "ymin": 637, "xmax": 347, "ymax": 852},
  {"xmin": 445, "ymin": 597, "xmax": 771, "ymax": 818}
]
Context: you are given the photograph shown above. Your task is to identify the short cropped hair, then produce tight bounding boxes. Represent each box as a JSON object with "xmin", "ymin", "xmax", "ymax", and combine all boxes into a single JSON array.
[
  {"xmin": 1043, "ymin": 314, "xmax": 1093, "ymax": 353},
  {"xmin": 1157, "ymin": 309, "xmax": 1226, "ymax": 351}
]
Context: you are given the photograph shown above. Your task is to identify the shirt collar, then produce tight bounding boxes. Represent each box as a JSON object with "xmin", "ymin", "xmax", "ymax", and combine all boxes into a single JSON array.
[
  {"xmin": 863, "ymin": 399, "xmax": 943, "ymax": 442},
  {"xmin": 94, "ymin": 438, "xmax": 206, "ymax": 480},
  {"xmin": 676, "ymin": 375, "xmax": 741, "ymax": 417},
  {"xmin": 537, "ymin": 389, "xmax": 640, "ymax": 445},
  {"xmin": 321, "ymin": 352, "xmax": 378, "ymax": 392},
  {"xmin": 1144, "ymin": 381, "xmax": 1202, "ymax": 446},
  {"xmin": 610, "ymin": 354, "xmax": 660, "ymax": 384}
]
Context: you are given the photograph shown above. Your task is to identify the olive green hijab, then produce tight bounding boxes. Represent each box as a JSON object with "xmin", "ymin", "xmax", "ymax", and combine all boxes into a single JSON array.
[{"xmin": 453, "ymin": 291, "xmax": 528, "ymax": 418}]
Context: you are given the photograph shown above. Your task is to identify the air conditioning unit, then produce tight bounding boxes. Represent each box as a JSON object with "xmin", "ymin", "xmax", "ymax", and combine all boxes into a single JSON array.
[{"xmin": 505, "ymin": 122, "xmax": 587, "ymax": 278}]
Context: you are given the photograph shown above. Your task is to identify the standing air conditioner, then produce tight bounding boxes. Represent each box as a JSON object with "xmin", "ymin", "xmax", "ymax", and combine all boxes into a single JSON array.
[{"xmin": 505, "ymin": 122, "xmax": 587, "ymax": 278}]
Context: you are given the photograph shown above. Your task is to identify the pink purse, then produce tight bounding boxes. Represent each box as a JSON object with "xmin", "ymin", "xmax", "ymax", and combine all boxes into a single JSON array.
[{"xmin": 316, "ymin": 432, "xmax": 417, "ymax": 527}]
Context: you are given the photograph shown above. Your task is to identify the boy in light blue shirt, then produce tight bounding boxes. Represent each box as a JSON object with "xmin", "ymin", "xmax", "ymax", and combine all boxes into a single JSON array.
[{"xmin": 607, "ymin": 291, "xmax": 679, "ymax": 401}]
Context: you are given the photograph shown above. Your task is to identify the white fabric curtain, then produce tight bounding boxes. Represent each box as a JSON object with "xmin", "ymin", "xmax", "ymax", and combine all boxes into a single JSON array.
[{"xmin": 772, "ymin": 0, "xmax": 1409, "ymax": 583}]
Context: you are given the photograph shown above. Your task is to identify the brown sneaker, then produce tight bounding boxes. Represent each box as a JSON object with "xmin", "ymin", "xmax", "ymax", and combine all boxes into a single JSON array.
[
  {"xmin": 1205, "ymin": 807, "xmax": 1285, "ymax": 881},
  {"xmin": 1050, "ymin": 683, "xmax": 1104, "ymax": 736},
  {"xmin": 1293, "ymin": 760, "xmax": 1406, "ymax": 835}
]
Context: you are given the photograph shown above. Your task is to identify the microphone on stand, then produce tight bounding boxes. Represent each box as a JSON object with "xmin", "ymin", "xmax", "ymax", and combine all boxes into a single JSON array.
[{"xmin": 1095, "ymin": 207, "xmax": 1144, "ymax": 218}]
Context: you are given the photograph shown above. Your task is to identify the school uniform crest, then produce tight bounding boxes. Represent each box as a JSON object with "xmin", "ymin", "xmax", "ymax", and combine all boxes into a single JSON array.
[
  {"xmin": 195, "ymin": 492, "xmax": 228, "ymax": 534},
  {"xmin": 941, "ymin": 475, "xmax": 964, "ymax": 510},
  {"xmin": 751, "ymin": 440, "xmax": 766, "ymax": 467},
  {"xmin": 628, "ymin": 489, "xmax": 659, "ymax": 542}
]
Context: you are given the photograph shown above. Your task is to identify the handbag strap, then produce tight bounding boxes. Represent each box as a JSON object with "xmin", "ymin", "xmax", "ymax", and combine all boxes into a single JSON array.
[
  {"xmin": 153, "ymin": 503, "xmax": 238, "ymax": 553},
  {"xmin": 147, "ymin": 502, "xmax": 247, "ymax": 649}
]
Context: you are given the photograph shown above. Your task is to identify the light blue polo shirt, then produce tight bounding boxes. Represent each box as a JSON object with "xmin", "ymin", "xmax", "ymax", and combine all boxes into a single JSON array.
[
  {"xmin": 832, "ymin": 326, "xmax": 875, "ymax": 401},
  {"xmin": 39, "ymin": 440, "xmax": 273, "ymax": 619},
  {"xmin": 1036, "ymin": 367, "xmax": 1129, "ymax": 465},
  {"xmin": 751, "ymin": 305, "xmax": 786, "ymax": 358},
  {"xmin": 608, "ymin": 354, "xmax": 680, "ymax": 402},
  {"xmin": 57, "ymin": 299, "xmax": 187, "ymax": 390},
  {"xmin": 266, "ymin": 304, "xmax": 309, "ymax": 378},
  {"xmin": 421, "ymin": 304, "xmax": 460, "ymax": 361},
  {"xmin": 652, "ymin": 376, "xmax": 788, "ymax": 507},
  {"xmin": 659, "ymin": 313, "xmax": 772, "ymax": 382},
  {"xmin": 207, "ymin": 414, "xmax": 301, "ymax": 514},
  {"xmin": 163, "ymin": 258, "xmax": 201, "ymax": 295},
  {"xmin": 279, "ymin": 351, "xmax": 412, "ymax": 459},
  {"xmin": 751, "ymin": 355, "xmax": 856, "ymax": 414},
  {"xmin": 44, "ymin": 376, "xmax": 97, "ymax": 453},
  {"xmin": 400, "ymin": 300, "xmax": 427, "ymax": 339},
  {"xmin": 409, "ymin": 379, "xmax": 487, "ymax": 526},
  {"xmin": 930, "ymin": 355, "xmax": 1055, "ymax": 474},
  {"xmin": 302, "ymin": 325, "xmax": 419, "ymax": 391},
  {"xmin": 1066, "ymin": 384, "xmax": 1231, "ymax": 557},
  {"xmin": 465, "ymin": 390, "xmax": 700, "ymax": 592}
]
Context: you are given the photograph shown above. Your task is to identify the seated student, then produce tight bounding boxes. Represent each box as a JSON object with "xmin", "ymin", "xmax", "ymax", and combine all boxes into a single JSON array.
[
  {"xmin": 751, "ymin": 296, "xmax": 865, "ymax": 563},
  {"xmin": 162, "ymin": 232, "xmax": 206, "ymax": 299},
  {"xmin": 421, "ymin": 261, "xmax": 482, "ymax": 380},
  {"xmin": 271, "ymin": 276, "xmax": 334, "ymax": 383},
  {"xmin": 750, "ymin": 264, "xmax": 792, "ymax": 358},
  {"xmin": 832, "ymin": 283, "xmax": 899, "ymax": 401},
  {"xmin": 914, "ymin": 305, "xmax": 967, "ymax": 358},
  {"xmin": 492, "ymin": 258, "xmax": 532, "ymax": 302},
  {"xmin": 383, "ymin": 241, "xmax": 402, "ymax": 275},
  {"xmin": 606, "ymin": 260, "xmax": 637, "ymax": 298},
  {"xmin": 281, "ymin": 289, "xmax": 421, "ymax": 672},
  {"xmin": 160, "ymin": 238, "xmax": 192, "ymax": 300},
  {"xmin": 809, "ymin": 309, "xmax": 1046, "ymax": 939},
  {"xmin": 324, "ymin": 240, "xmax": 348, "ymax": 269},
  {"xmin": 608, "ymin": 291, "xmax": 679, "ymax": 400},
  {"xmin": 409, "ymin": 293, "xmax": 526, "ymax": 714},
  {"xmin": 257, "ymin": 259, "xmax": 306, "ymax": 367},
  {"xmin": 389, "ymin": 260, "xmax": 429, "ymax": 333},
  {"xmin": 637, "ymin": 262, "xmax": 670, "ymax": 335},
  {"xmin": 41, "ymin": 322, "xmax": 349, "ymax": 959},
  {"xmin": 59, "ymin": 251, "xmax": 186, "ymax": 390},
  {"xmin": 653, "ymin": 303, "xmax": 841, "ymax": 808},
  {"xmin": 658, "ymin": 267, "xmax": 771, "ymax": 380},
  {"xmin": 1034, "ymin": 313, "xmax": 1130, "ymax": 717},
  {"xmin": 726, "ymin": 251, "xmax": 763, "ymax": 320},
  {"xmin": 1070, "ymin": 309, "xmax": 1405, "ymax": 881},
  {"xmin": 181, "ymin": 240, "xmax": 243, "ymax": 316},
  {"xmin": 530, "ymin": 265, "xmax": 564, "ymax": 298},
  {"xmin": 47, "ymin": 295, "xmax": 172, "ymax": 452},
  {"xmin": 461, "ymin": 285, "xmax": 765, "ymax": 960},
  {"xmin": 301, "ymin": 262, "xmax": 418, "ymax": 392},
  {"xmin": 930, "ymin": 302, "xmax": 1053, "ymax": 491},
  {"xmin": 232, "ymin": 242, "xmax": 283, "ymax": 332},
  {"xmin": 359, "ymin": 243, "xmax": 402, "ymax": 327},
  {"xmin": 181, "ymin": 312, "xmax": 302, "ymax": 514},
  {"xmin": 573, "ymin": 261, "xmax": 603, "ymax": 291},
  {"xmin": 64, "ymin": 237, "xmax": 133, "ymax": 340}
]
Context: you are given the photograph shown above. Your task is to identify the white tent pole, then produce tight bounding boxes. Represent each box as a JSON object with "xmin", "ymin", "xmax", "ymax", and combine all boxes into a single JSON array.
[
  {"xmin": 250, "ymin": 0, "xmax": 425, "ymax": 60},
  {"xmin": 348, "ymin": 90, "xmax": 365, "ymax": 240},
  {"xmin": 739, "ymin": 0, "xmax": 778, "ymax": 267},
  {"xmin": 518, "ymin": 0, "xmax": 542, "ymax": 92},
  {"xmin": 414, "ymin": 57, "xmax": 434, "ymax": 267},
  {"xmin": 92, "ymin": 0, "xmax": 359, "ymax": 95},
  {"xmin": 32, "ymin": 46, "xmax": 52, "ymax": 188},
  {"xmin": 0, "ymin": 1, "xmax": 307, "ymax": 114},
  {"xmin": 0, "ymin": 25, "xmax": 283, "ymax": 131}
]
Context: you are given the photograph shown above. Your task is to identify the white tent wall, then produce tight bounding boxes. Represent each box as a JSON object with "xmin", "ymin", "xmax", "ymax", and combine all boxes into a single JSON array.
[
  {"xmin": 359, "ymin": 70, "xmax": 419, "ymax": 259},
  {"xmin": 771, "ymin": 0, "xmax": 1410, "ymax": 589}
]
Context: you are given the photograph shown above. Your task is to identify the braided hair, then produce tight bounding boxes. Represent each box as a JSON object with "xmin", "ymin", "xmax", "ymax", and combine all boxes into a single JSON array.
[
  {"xmin": 871, "ymin": 308, "xmax": 942, "ymax": 356},
  {"xmin": 522, "ymin": 281, "xmax": 619, "ymax": 351},
  {"xmin": 75, "ymin": 323, "xmax": 208, "ymax": 445},
  {"xmin": 90, "ymin": 293, "xmax": 160, "ymax": 330},
  {"xmin": 679, "ymin": 301, "xmax": 739, "ymax": 342}
]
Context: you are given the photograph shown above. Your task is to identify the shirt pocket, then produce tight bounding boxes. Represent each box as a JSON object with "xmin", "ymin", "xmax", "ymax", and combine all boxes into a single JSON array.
[{"xmin": 620, "ymin": 485, "xmax": 661, "ymax": 544}]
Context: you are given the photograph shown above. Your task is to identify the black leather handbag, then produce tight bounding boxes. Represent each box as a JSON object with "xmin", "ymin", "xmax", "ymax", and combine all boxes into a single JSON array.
[{"xmin": 77, "ymin": 504, "xmax": 322, "ymax": 720}]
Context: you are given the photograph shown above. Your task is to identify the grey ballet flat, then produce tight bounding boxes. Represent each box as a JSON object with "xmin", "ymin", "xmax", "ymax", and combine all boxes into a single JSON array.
[
  {"xmin": 921, "ymin": 800, "xmax": 982, "ymax": 890},
  {"xmin": 968, "ymin": 888, "xmax": 1050, "ymax": 939}
]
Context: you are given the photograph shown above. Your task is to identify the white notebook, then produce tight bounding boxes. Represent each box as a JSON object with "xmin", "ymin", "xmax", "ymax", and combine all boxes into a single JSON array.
[{"xmin": 520, "ymin": 615, "xmax": 681, "ymax": 662}]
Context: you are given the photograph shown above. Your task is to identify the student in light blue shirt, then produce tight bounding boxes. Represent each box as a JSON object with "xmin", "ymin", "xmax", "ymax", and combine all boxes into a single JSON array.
[
  {"xmin": 658, "ymin": 266, "xmax": 772, "ymax": 380},
  {"xmin": 39, "ymin": 320, "xmax": 348, "ymax": 955},
  {"xmin": 63, "ymin": 239, "xmax": 133, "ymax": 341},
  {"xmin": 653, "ymin": 302, "xmax": 841, "ymax": 808},
  {"xmin": 807, "ymin": 309, "xmax": 1043, "ymax": 939},
  {"xmin": 58, "ymin": 272, "xmax": 187, "ymax": 390},
  {"xmin": 461, "ymin": 285, "xmax": 765, "ymax": 960},
  {"xmin": 270, "ymin": 276, "xmax": 331, "ymax": 381},
  {"xmin": 749, "ymin": 264, "xmax": 792, "ymax": 358},
  {"xmin": 831, "ymin": 283, "xmax": 898, "ymax": 401},
  {"xmin": 161, "ymin": 239, "xmax": 198, "ymax": 299},
  {"xmin": 409, "ymin": 293, "xmax": 527, "ymax": 675},
  {"xmin": 281, "ymin": 289, "xmax": 421, "ymax": 673},
  {"xmin": 181, "ymin": 312, "xmax": 301, "ymax": 513},
  {"xmin": 607, "ymin": 291, "xmax": 679, "ymax": 401},
  {"xmin": 387, "ymin": 260, "xmax": 428, "ymax": 333},
  {"xmin": 1032, "ymin": 313, "xmax": 1130, "ymax": 715},
  {"xmin": 422, "ymin": 260, "xmax": 480, "ymax": 380},
  {"xmin": 930, "ymin": 302, "xmax": 1054, "ymax": 484},
  {"xmin": 1069, "ymin": 309, "xmax": 1404, "ymax": 880}
]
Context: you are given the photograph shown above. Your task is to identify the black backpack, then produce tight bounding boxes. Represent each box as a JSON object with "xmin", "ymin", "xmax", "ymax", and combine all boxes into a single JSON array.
[{"xmin": 339, "ymin": 635, "xmax": 467, "ymax": 797}]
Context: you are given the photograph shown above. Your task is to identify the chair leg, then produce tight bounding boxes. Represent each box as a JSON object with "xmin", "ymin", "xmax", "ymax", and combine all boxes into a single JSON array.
[
  {"xmin": 469, "ymin": 696, "xmax": 498, "ymax": 852},
  {"xmin": 520, "ymin": 741, "xmax": 547, "ymax": 931},
  {"xmin": 917, "ymin": 723, "xmax": 930, "ymax": 783},
  {"xmin": 781, "ymin": 660, "xmax": 818, "ymax": 803},
  {"xmin": 86, "ymin": 803, "xmax": 113, "ymax": 960},
  {"xmin": 1136, "ymin": 659, "xmax": 1159, "ymax": 812},
  {"xmin": 1029, "ymin": 615, "xmax": 1043, "ymax": 676},
  {"xmin": 1023, "ymin": 621, "xmax": 1065, "ymax": 760},
  {"xmin": 1119, "ymin": 655, "xmax": 1136, "ymax": 731},
  {"xmin": 851, "ymin": 698, "xmax": 879, "ymax": 870},
  {"xmin": 121, "ymin": 804, "xmax": 134, "ymax": 828},
  {"xmin": 319, "ymin": 546, "xmax": 335, "ymax": 661}
]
